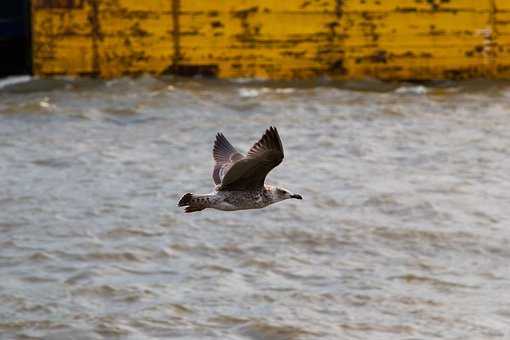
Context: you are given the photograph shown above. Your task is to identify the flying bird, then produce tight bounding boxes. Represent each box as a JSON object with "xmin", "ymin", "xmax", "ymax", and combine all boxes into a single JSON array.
[{"xmin": 178, "ymin": 126, "xmax": 302, "ymax": 213}]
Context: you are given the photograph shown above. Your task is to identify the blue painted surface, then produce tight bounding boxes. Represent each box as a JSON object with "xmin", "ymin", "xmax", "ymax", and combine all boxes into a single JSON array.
[{"xmin": 0, "ymin": 20, "xmax": 25, "ymax": 39}]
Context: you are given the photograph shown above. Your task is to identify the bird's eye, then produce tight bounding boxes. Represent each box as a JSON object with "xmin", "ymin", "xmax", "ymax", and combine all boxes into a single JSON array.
[{"xmin": 277, "ymin": 189, "xmax": 286, "ymax": 195}]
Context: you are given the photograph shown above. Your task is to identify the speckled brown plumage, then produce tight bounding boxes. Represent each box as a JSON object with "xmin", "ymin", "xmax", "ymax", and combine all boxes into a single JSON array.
[{"xmin": 178, "ymin": 127, "xmax": 302, "ymax": 213}]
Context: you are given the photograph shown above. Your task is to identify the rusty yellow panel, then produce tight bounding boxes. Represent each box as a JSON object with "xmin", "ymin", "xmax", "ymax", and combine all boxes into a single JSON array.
[
  {"xmin": 31, "ymin": 0, "xmax": 509, "ymax": 80},
  {"xmin": 341, "ymin": 9, "xmax": 492, "ymax": 80},
  {"xmin": 33, "ymin": 35, "xmax": 95, "ymax": 75},
  {"xmin": 100, "ymin": 0, "xmax": 172, "ymax": 12},
  {"xmin": 96, "ymin": 0, "xmax": 173, "ymax": 77},
  {"xmin": 32, "ymin": 0, "xmax": 95, "ymax": 75},
  {"xmin": 339, "ymin": 11, "xmax": 491, "ymax": 39},
  {"xmin": 99, "ymin": 12, "xmax": 172, "ymax": 36},
  {"xmin": 32, "ymin": 9, "xmax": 91, "ymax": 36},
  {"xmin": 32, "ymin": 0, "xmax": 175, "ymax": 77},
  {"xmin": 179, "ymin": 11, "xmax": 335, "ymax": 42},
  {"xmin": 493, "ymin": 9, "xmax": 510, "ymax": 79},
  {"xmin": 181, "ymin": 0, "xmax": 335, "ymax": 13},
  {"xmin": 178, "ymin": 1, "xmax": 494, "ymax": 79},
  {"xmin": 181, "ymin": 0, "xmax": 491, "ymax": 13},
  {"xmin": 351, "ymin": 48, "xmax": 495, "ymax": 81},
  {"xmin": 338, "ymin": 6, "xmax": 492, "ymax": 80},
  {"xmin": 179, "ymin": 10, "xmax": 337, "ymax": 79},
  {"xmin": 495, "ymin": 12, "xmax": 510, "ymax": 34},
  {"xmin": 341, "ymin": 47, "xmax": 489, "ymax": 68},
  {"xmin": 494, "ymin": 1, "xmax": 510, "ymax": 11},
  {"xmin": 342, "ymin": 0, "xmax": 491, "ymax": 12},
  {"xmin": 98, "ymin": 38, "xmax": 173, "ymax": 78}
]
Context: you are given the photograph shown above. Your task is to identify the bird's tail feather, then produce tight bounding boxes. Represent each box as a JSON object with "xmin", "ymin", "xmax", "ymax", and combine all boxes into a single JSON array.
[
  {"xmin": 178, "ymin": 193, "xmax": 193, "ymax": 207},
  {"xmin": 184, "ymin": 205, "xmax": 205, "ymax": 213},
  {"xmin": 178, "ymin": 193, "xmax": 206, "ymax": 213}
]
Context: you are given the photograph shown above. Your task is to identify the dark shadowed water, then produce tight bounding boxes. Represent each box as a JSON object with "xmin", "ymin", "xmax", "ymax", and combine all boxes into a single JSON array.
[{"xmin": 1, "ymin": 75, "xmax": 509, "ymax": 339}]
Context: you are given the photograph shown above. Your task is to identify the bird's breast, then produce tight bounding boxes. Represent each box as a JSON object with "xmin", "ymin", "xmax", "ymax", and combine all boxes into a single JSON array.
[{"xmin": 220, "ymin": 190, "xmax": 269, "ymax": 209}]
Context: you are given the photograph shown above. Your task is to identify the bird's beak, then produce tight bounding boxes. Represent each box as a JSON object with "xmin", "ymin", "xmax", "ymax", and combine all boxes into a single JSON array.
[{"xmin": 291, "ymin": 194, "xmax": 303, "ymax": 200}]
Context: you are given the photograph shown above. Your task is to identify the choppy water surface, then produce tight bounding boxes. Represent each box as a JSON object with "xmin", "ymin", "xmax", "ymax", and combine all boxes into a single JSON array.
[{"xmin": 1, "ymin": 76, "xmax": 510, "ymax": 339}]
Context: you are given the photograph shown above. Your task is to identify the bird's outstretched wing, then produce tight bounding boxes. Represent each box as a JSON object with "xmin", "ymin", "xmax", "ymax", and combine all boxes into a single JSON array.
[
  {"xmin": 212, "ymin": 132, "xmax": 244, "ymax": 185},
  {"xmin": 217, "ymin": 127, "xmax": 284, "ymax": 191}
]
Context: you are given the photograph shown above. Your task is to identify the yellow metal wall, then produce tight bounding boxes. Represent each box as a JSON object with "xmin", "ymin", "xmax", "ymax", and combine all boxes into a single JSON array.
[{"xmin": 32, "ymin": 0, "xmax": 510, "ymax": 80}]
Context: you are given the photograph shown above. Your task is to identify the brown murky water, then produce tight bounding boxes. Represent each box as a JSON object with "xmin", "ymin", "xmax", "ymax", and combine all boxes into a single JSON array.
[{"xmin": 1, "ymin": 76, "xmax": 509, "ymax": 339}]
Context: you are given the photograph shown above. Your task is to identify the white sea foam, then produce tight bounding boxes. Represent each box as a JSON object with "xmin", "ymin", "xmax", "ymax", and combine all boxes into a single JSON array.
[{"xmin": 0, "ymin": 75, "xmax": 32, "ymax": 90}]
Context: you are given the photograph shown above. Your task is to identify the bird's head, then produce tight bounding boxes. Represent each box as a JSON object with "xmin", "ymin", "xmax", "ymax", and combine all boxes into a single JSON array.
[{"xmin": 272, "ymin": 187, "xmax": 303, "ymax": 202}]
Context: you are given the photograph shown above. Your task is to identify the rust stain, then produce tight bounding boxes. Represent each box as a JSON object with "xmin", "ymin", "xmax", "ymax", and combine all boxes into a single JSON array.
[
  {"xmin": 34, "ymin": 0, "xmax": 84, "ymax": 9},
  {"xmin": 335, "ymin": 0, "xmax": 344, "ymax": 18},
  {"xmin": 355, "ymin": 50, "xmax": 388, "ymax": 64},
  {"xmin": 164, "ymin": 64, "xmax": 219, "ymax": 77},
  {"xmin": 232, "ymin": 6, "xmax": 260, "ymax": 43},
  {"xmin": 232, "ymin": 6, "xmax": 259, "ymax": 20},
  {"xmin": 89, "ymin": 0, "xmax": 101, "ymax": 75},
  {"xmin": 171, "ymin": 0, "xmax": 181, "ymax": 67}
]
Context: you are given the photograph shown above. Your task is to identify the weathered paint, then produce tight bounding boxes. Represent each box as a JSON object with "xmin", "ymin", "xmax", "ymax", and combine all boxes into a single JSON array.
[
  {"xmin": 31, "ymin": 0, "xmax": 510, "ymax": 80},
  {"xmin": 32, "ymin": 0, "xmax": 174, "ymax": 76}
]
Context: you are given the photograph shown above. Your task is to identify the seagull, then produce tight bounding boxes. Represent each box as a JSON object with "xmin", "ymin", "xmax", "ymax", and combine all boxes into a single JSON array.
[{"xmin": 178, "ymin": 126, "xmax": 302, "ymax": 213}]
